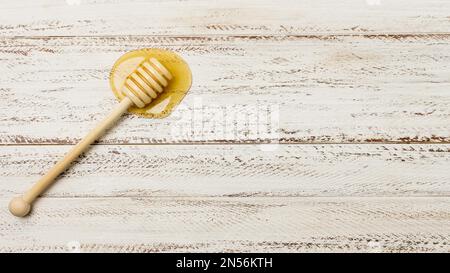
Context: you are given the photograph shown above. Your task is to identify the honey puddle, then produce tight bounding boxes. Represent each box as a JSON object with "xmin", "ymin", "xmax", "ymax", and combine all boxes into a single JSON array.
[{"xmin": 109, "ymin": 48, "xmax": 192, "ymax": 118}]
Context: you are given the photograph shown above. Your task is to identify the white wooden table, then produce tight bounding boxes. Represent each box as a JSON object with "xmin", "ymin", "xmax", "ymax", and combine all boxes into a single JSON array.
[{"xmin": 1, "ymin": 0, "xmax": 450, "ymax": 252}]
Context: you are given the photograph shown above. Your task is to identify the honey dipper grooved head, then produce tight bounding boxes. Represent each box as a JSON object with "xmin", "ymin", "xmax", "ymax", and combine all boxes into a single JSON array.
[
  {"xmin": 9, "ymin": 197, "xmax": 31, "ymax": 217},
  {"xmin": 121, "ymin": 58, "xmax": 173, "ymax": 108}
]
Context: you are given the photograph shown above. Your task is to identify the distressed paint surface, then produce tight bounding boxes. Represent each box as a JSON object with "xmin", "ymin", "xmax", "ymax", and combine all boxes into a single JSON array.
[
  {"xmin": 1, "ymin": 144, "xmax": 450, "ymax": 198},
  {"xmin": 1, "ymin": 0, "xmax": 450, "ymax": 36},
  {"xmin": 0, "ymin": 35, "xmax": 449, "ymax": 144},
  {"xmin": 1, "ymin": 197, "xmax": 449, "ymax": 252},
  {"xmin": 0, "ymin": 0, "xmax": 449, "ymax": 252}
]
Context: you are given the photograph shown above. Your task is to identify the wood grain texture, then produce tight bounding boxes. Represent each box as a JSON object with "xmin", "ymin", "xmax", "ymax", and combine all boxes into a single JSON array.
[
  {"xmin": 1, "ymin": 197, "xmax": 449, "ymax": 252},
  {"xmin": 1, "ymin": 0, "xmax": 450, "ymax": 253},
  {"xmin": 1, "ymin": 0, "xmax": 450, "ymax": 36},
  {"xmin": 1, "ymin": 144, "xmax": 450, "ymax": 198},
  {"xmin": 1, "ymin": 35, "xmax": 449, "ymax": 144}
]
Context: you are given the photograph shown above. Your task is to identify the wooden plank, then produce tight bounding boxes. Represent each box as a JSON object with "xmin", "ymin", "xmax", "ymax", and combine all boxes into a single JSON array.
[
  {"xmin": 1, "ymin": 0, "xmax": 449, "ymax": 36},
  {"xmin": 2, "ymin": 144, "xmax": 450, "ymax": 198},
  {"xmin": 0, "ymin": 35, "xmax": 449, "ymax": 144},
  {"xmin": 1, "ymin": 197, "xmax": 449, "ymax": 252},
  {"xmin": 2, "ymin": 0, "xmax": 448, "ymax": 255}
]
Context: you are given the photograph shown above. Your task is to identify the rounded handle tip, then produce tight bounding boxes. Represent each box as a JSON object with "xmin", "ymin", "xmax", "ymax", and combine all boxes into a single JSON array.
[{"xmin": 9, "ymin": 196, "xmax": 31, "ymax": 217}]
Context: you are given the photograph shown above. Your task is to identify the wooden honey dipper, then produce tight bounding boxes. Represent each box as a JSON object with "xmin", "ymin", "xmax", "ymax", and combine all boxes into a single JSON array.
[{"xmin": 9, "ymin": 57, "xmax": 174, "ymax": 217}]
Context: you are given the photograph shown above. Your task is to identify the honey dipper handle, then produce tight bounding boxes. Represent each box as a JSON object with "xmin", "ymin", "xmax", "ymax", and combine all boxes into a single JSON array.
[{"xmin": 9, "ymin": 97, "xmax": 134, "ymax": 217}]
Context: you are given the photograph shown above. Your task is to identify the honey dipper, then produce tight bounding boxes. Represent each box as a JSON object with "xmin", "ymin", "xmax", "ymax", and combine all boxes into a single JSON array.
[{"xmin": 9, "ymin": 49, "xmax": 191, "ymax": 217}]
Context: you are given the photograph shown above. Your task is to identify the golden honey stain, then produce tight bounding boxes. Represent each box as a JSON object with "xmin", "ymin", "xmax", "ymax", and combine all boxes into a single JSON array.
[{"xmin": 109, "ymin": 48, "xmax": 192, "ymax": 118}]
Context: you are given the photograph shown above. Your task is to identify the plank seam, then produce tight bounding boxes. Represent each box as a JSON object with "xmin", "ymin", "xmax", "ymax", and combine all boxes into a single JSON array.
[
  {"xmin": 3, "ymin": 196, "xmax": 450, "ymax": 200},
  {"xmin": 2, "ymin": 142, "xmax": 450, "ymax": 147},
  {"xmin": 1, "ymin": 32, "xmax": 450, "ymax": 40}
]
